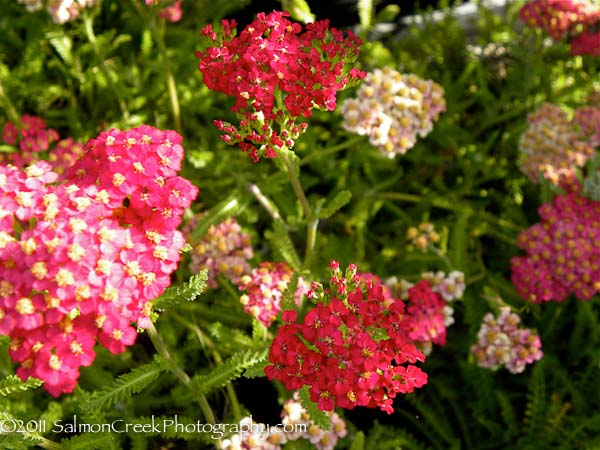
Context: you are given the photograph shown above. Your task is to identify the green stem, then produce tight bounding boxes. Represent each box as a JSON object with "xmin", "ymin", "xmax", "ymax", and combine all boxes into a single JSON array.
[
  {"xmin": 299, "ymin": 135, "xmax": 364, "ymax": 166},
  {"xmin": 172, "ymin": 313, "xmax": 243, "ymax": 423},
  {"xmin": 280, "ymin": 151, "xmax": 318, "ymax": 269},
  {"xmin": 131, "ymin": 0, "xmax": 181, "ymax": 132},
  {"xmin": 0, "ymin": 76, "xmax": 21, "ymax": 127},
  {"xmin": 145, "ymin": 322, "xmax": 217, "ymax": 427},
  {"xmin": 82, "ymin": 11, "xmax": 130, "ymax": 120}
]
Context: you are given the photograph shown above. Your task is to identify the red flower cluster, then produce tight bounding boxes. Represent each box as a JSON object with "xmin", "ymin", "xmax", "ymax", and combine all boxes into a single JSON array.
[
  {"xmin": 2, "ymin": 115, "xmax": 83, "ymax": 174},
  {"xmin": 0, "ymin": 125, "xmax": 197, "ymax": 396},
  {"xmin": 520, "ymin": 0, "xmax": 600, "ymax": 56},
  {"xmin": 265, "ymin": 261, "xmax": 427, "ymax": 414},
  {"xmin": 196, "ymin": 11, "xmax": 365, "ymax": 162},
  {"xmin": 511, "ymin": 190, "xmax": 600, "ymax": 302}
]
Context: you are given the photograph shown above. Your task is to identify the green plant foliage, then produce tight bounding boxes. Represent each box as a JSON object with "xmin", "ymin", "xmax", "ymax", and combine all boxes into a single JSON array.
[
  {"xmin": 0, "ymin": 375, "xmax": 43, "ymax": 396},
  {"xmin": 152, "ymin": 271, "xmax": 208, "ymax": 311}
]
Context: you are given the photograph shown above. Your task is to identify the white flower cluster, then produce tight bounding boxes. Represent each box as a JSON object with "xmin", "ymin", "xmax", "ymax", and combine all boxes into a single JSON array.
[
  {"xmin": 221, "ymin": 393, "xmax": 347, "ymax": 450},
  {"xmin": 17, "ymin": 0, "xmax": 96, "ymax": 24},
  {"xmin": 341, "ymin": 67, "xmax": 445, "ymax": 158}
]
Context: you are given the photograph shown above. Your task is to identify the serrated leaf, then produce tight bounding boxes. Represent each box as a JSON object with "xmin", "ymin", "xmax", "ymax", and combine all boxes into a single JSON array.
[
  {"xmin": 243, "ymin": 357, "xmax": 269, "ymax": 379},
  {"xmin": 251, "ymin": 319, "xmax": 268, "ymax": 344},
  {"xmin": 81, "ymin": 356, "xmax": 169, "ymax": 412},
  {"xmin": 152, "ymin": 271, "xmax": 208, "ymax": 310},
  {"xmin": 0, "ymin": 375, "xmax": 43, "ymax": 396},
  {"xmin": 265, "ymin": 220, "xmax": 301, "ymax": 271},
  {"xmin": 191, "ymin": 349, "xmax": 268, "ymax": 396},
  {"xmin": 62, "ymin": 432, "xmax": 115, "ymax": 450},
  {"xmin": 298, "ymin": 385, "xmax": 330, "ymax": 431},
  {"xmin": 46, "ymin": 31, "xmax": 73, "ymax": 65},
  {"xmin": 319, "ymin": 190, "xmax": 352, "ymax": 219}
]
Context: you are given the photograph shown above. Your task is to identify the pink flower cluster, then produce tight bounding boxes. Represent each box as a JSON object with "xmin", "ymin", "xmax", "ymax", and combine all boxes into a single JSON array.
[
  {"xmin": 520, "ymin": 0, "xmax": 600, "ymax": 56},
  {"xmin": 196, "ymin": 11, "xmax": 365, "ymax": 162},
  {"xmin": 145, "ymin": 0, "xmax": 182, "ymax": 23},
  {"xmin": 511, "ymin": 190, "xmax": 600, "ymax": 302},
  {"xmin": 238, "ymin": 262, "xmax": 307, "ymax": 327},
  {"xmin": 471, "ymin": 307, "xmax": 543, "ymax": 374},
  {"xmin": 17, "ymin": 0, "xmax": 97, "ymax": 24},
  {"xmin": 574, "ymin": 106, "xmax": 600, "ymax": 147},
  {"xmin": 221, "ymin": 393, "xmax": 347, "ymax": 450},
  {"xmin": 341, "ymin": 67, "xmax": 446, "ymax": 158},
  {"xmin": 265, "ymin": 261, "xmax": 428, "ymax": 414},
  {"xmin": 2, "ymin": 115, "xmax": 83, "ymax": 174},
  {"xmin": 185, "ymin": 217, "xmax": 253, "ymax": 288},
  {"xmin": 519, "ymin": 103, "xmax": 594, "ymax": 185},
  {"xmin": 0, "ymin": 125, "xmax": 197, "ymax": 396}
]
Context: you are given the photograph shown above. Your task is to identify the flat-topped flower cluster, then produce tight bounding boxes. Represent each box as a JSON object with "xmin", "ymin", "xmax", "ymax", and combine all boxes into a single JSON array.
[
  {"xmin": 0, "ymin": 124, "xmax": 197, "ymax": 395},
  {"xmin": 196, "ymin": 10, "xmax": 364, "ymax": 162}
]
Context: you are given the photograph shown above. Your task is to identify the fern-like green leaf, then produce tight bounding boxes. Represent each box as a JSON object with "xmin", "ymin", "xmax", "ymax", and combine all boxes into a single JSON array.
[
  {"xmin": 243, "ymin": 357, "xmax": 269, "ymax": 379},
  {"xmin": 0, "ymin": 375, "xmax": 43, "ymax": 396},
  {"xmin": 61, "ymin": 432, "xmax": 116, "ymax": 450},
  {"xmin": 81, "ymin": 356, "xmax": 170, "ymax": 412},
  {"xmin": 191, "ymin": 349, "xmax": 268, "ymax": 396},
  {"xmin": 319, "ymin": 190, "xmax": 352, "ymax": 219},
  {"xmin": 524, "ymin": 360, "xmax": 547, "ymax": 436},
  {"xmin": 152, "ymin": 271, "xmax": 208, "ymax": 311},
  {"xmin": 405, "ymin": 394, "xmax": 458, "ymax": 446},
  {"xmin": 265, "ymin": 220, "xmax": 301, "ymax": 271},
  {"xmin": 298, "ymin": 385, "xmax": 330, "ymax": 431}
]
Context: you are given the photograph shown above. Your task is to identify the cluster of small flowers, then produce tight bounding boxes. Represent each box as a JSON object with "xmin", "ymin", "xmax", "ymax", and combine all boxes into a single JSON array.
[
  {"xmin": 388, "ymin": 275, "xmax": 458, "ymax": 355},
  {"xmin": 574, "ymin": 106, "xmax": 600, "ymax": 147},
  {"xmin": 145, "ymin": 0, "xmax": 182, "ymax": 23},
  {"xmin": 17, "ymin": 0, "xmax": 96, "ymax": 24},
  {"xmin": 265, "ymin": 261, "xmax": 428, "ymax": 414},
  {"xmin": 511, "ymin": 190, "xmax": 600, "ymax": 302},
  {"xmin": 340, "ymin": 67, "xmax": 446, "ymax": 158},
  {"xmin": 519, "ymin": 103, "xmax": 594, "ymax": 185},
  {"xmin": 196, "ymin": 11, "xmax": 365, "ymax": 162},
  {"xmin": 520, "ymin": 0, "xmax": 600, "ymax": 56},
  {"xmin": 184, "ymin": 217, "xmax": 253, "ymax": 288},
  {"xmin": 238, "ymin": 262, "xmax": 308, "ymax": 327},
  {"xmin": 221, "ymin": 393, "xmax": 347, "ymax": 450},
  {"xmin": 471, "ymin": 307, "xmax": 543, "ymax": 374},
  {"xmin": 406, "ymin": 222, "xmax": 440, "ymax": 251},
  {"xmin": 0, "ymin": 125, "xmax": 197, "ymax": 396},
  {"xmin": 2, "ymin": 115, "xmax": 84, "ymax": 174}
]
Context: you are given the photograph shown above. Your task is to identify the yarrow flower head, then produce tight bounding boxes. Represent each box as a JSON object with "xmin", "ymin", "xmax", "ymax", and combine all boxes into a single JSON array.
[
  {"xmin": 388, "ymin": 274, "xmax": 459, "ymax": 355},
  {"xmin": 145, "ymin": 0, "xmax": 182, "ymax": 23},
  {"xmin": 518, "ymin": 103, "xmax": 594, "ymax": 185},
  {"xmin": 471, "ymin": 307, "xmax": 543, "ymax": 374},
  {"xmin": 221, "ymin": 393, "xmax": 347, "ymax": 450},
  {"xmin": 573, "ymin": 105, "xmax": 600, "ymax": 148},
  {"xmin": 340, "ymin": 67, "xmax": 445, "ymax": 158},
  {"xmin": 17, "ymin": 0, "xmax": 97, "ymax": 23},
  {"xmin": 265, "ymin": 261, "xmax": 428, "ymax": 414},
  {"xmin": 520, "ymin": 0, "xmax": 600, "ymax": 56},
  {"xmin": 511, "ymin": 190, "xmax": 600, "ymax": 302},
  {"xmin": 0, "ymin": 125, "xmax": 198, "ymax": 396},
  {"xmin": 196, "ymin": 10, "xmax": 365, "ymax": 162},
  {"xmin": 406, "ymin": 222, "xmax": 441, "ymax": 251},
  {"xmin": 238, "ymin": 262, "xmax": 307, "ymax": 327},
  {"xmin": 1, "ymin": 115, "xmax": 84, "ymax": 173},
  {"xmin": 184, "ymin": 216, "xmax": 253, "ymax": 288}
]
